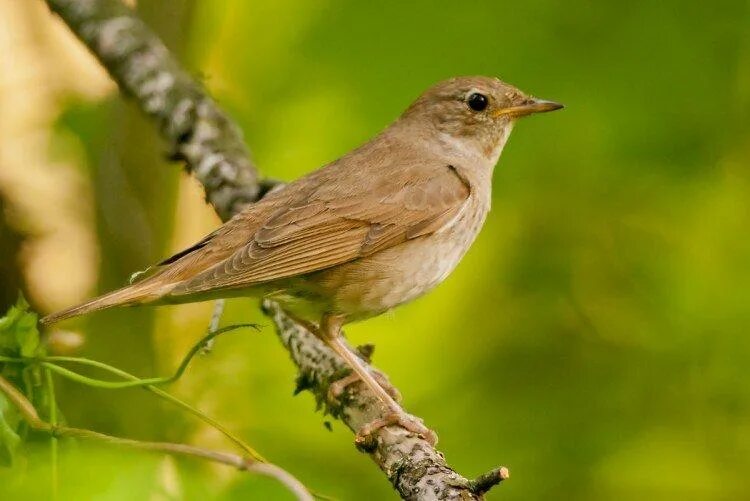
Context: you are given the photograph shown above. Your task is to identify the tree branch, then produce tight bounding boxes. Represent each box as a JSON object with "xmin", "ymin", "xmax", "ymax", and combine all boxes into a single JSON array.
[
  {"xmin": 264, "ymin": 302, "xmax": 508, "ymax": 499},
  {"xmin": 43, "ymin": 0, "xmax": 507, "ymax": 498},
  {"xmin": 0, "ymin": 374, "xmax": 312, "ymax": 501},
  {"xmin": 45, "ymin": 0, "xmax": 261, "ymax": 221}
]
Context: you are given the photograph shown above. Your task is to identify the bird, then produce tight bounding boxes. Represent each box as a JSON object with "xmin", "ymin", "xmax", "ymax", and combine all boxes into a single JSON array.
[{"xmin": 42, "ymin": 76, "xmax": 562, "ymax": 444}]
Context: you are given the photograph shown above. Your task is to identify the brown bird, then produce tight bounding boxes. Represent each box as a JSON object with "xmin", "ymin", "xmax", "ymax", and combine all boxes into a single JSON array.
[{"xmin": 42, "ymin": 76, "xmax": 562, "ymax": 443}]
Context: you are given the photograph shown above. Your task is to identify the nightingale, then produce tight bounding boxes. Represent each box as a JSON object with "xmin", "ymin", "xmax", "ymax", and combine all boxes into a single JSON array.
[{"xmin": 42, "ymin": 76, "xmax": 562, "ymax": 444}]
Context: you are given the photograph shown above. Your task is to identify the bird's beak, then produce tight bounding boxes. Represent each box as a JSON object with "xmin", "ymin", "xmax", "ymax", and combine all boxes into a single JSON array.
[{"xmin": 493, "ymin": 98, "xmax": 564, "ymax": 118}]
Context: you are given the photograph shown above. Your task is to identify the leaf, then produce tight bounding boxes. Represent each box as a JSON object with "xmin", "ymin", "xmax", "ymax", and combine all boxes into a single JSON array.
[
  {"xmin": 0, "ymin": 393, "xmax": 21, "ymax": 467},
  {"xmin": 0, "ymin": 301, "xmax": 23, "ymax": 353},
  {"xmin": 15, "ymin": 318, "xmax": 39, "ymax": 359},
  {"xmin": 0, "ymin": 294, "xmax": 40, "ymax": 358}
]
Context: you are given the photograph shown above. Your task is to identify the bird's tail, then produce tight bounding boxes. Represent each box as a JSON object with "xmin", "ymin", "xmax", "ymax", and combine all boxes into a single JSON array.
[{"xmin": 40, "ymin": 283, "xmax": 168, "ymax": 326}]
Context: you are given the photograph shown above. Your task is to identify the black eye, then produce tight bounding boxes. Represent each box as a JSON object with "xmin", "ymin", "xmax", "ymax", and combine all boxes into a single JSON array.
[{"xmin": 467, "ymin": 93, "xmax": 489, "ymax": 112}]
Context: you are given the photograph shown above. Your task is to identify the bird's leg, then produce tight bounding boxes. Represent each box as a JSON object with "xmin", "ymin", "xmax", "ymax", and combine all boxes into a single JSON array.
[
  {"xmin": 281, "ymin": 310, "xmax": 400, "ymax": 401},
  {"xmin": 319, "ymin": 314, "xmax": 437, "ymax": 446}
]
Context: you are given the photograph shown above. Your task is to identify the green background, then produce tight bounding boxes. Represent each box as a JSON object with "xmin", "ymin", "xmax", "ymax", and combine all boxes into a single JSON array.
[{"xmin": 2, "ymin": 0, "xmax": 750, "ymax": 499}]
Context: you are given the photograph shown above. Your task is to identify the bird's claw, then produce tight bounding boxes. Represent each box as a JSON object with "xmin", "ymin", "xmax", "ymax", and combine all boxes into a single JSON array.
[
  {"xmin": 327, "ymin": 370, "xmax": 402, "ymax": 406},
  {"xmin": 355, "ymin": 412, "xmax": 438, "ymax": 450}
]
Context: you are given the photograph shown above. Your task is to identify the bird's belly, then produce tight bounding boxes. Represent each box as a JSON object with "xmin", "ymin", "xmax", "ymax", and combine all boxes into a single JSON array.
[
  {"xmin": 303, "ymin": 201, "xmax": 487, "ymax": 320},
  {"xmin": 357, "ymin": 237, "xmax": 466, "ymax": 309}
]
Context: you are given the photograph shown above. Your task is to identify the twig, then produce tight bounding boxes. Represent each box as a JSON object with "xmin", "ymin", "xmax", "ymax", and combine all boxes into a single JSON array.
[
  {"xmin": 469, "ymin": 467, "xmax": 511, "ymax": 496},
  {"xmin": 43, "ymin": 323, "xmax": 257, "ymax": 389},
  {"xmin": 43, "ymin": 0, "xmax": 507, "ymax": 498},
  {"xmin": 202, "ymin": 299, "xmax": 226, "ymax": 353},
  {"xmin": 0, "ymin": 374, "xmax": 313, "ymax": 501}
]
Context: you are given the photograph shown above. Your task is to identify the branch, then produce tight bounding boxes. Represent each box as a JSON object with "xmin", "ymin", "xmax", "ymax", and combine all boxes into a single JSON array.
[
  {"xmin": 264, "ymin": 302, "xmax": 509, "ymax": 499},
  {"xmin": 44, "ymin": 0, "xmax": 507, "ymax": 498},
  {"xmin": 0, "ymin": 374, "xmax": 312, "ymax": 501},
  {"xmin": 44, "ymin": 0, "xmax": 262, "ymax": 221}
]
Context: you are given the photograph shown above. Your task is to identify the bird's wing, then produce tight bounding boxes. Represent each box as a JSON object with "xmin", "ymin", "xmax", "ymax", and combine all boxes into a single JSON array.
[{"xmin": 170, "ymin": 163, "xmax": 471, "ymax": 295}]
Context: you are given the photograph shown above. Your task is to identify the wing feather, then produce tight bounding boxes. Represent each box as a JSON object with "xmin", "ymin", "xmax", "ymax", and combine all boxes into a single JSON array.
[{"xmin": 171, "ymin": 163, "xmax": 471, "ymax": 295}]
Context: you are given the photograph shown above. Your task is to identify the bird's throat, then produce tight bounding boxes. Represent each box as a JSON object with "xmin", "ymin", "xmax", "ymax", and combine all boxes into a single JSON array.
[{"xmin": 486, "ymin": 122, "xmax": 515, "ymax": 165}]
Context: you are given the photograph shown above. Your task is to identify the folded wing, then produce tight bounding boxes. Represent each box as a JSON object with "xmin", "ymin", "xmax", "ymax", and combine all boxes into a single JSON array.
[{"xmin": 170, "ymin": 163, "xmax": 471, "ymax": 295}]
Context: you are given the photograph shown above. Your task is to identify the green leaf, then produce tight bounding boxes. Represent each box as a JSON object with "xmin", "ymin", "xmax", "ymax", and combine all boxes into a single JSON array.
[
  {"xmin": 15, "ymin": 319, "xmax": 39, "ymax": 359},
  {"xmin": 0, "ymin": 294, "xmax": 40, "ymax": 358},
  {"xmin": 0, "ymin": 394, "xmax": 21, "ymax": 467},
  {"xmin": 0, "ymin": 302, "xmax": 23, "ymax": 353}
]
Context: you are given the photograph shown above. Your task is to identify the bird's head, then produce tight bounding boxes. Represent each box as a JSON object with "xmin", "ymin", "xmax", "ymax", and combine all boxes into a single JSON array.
[{"xmin": 400, "ymin": 76, "xmax": 563, "ymax": 163}]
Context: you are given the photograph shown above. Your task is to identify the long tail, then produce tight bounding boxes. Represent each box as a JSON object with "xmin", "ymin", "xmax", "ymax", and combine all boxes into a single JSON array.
[{"xmin": 40, "ymin": 283, "xmax": 168, "ymax": 326}]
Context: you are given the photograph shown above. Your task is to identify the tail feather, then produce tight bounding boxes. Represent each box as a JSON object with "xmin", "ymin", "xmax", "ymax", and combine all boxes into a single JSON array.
[{"xmin": 40, "ymin": 283, "xmax": 166, "ymax": 326}]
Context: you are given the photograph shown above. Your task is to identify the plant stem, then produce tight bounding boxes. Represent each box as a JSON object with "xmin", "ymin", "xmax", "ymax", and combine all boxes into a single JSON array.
[
  {"xmin": 0, "ymin": 324, "xmax": 264, "ymax": 461},
  {"xmin": 46, "ymin": 323, "xmax": 257, "ymax": 390},
  {"xmin": 44, "ymin": 368, "xmax": 58, "ymax": 501},
  {"xmin": 0, "ymin": 374, "xmax": 312, "ymax": 501}
]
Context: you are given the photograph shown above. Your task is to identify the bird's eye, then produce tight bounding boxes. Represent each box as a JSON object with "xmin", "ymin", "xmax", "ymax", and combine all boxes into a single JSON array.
[{"xmin": 467, "ymin": 93, "xmax": 489, "ymax": 112}]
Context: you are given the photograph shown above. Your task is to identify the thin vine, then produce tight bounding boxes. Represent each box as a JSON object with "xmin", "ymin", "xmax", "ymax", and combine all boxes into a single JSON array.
[{"xmin": 0, "ymin": 298, "xmax": 314, "ymax": 499}]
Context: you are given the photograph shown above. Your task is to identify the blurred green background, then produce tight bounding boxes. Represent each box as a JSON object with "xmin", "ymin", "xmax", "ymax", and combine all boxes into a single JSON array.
[{"xmin": 1, "ymin": 0, "xmax": 749, "ymax": 499}]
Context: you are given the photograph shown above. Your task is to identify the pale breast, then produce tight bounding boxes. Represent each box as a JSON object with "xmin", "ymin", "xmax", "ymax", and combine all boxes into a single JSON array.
[{"xmin": 307, "ymin": 193, "xmax": 490, "ymax": 320}]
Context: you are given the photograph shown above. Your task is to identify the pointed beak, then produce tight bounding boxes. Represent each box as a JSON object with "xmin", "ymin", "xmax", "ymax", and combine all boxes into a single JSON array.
[{"xmin": 493, "ymin": 98, "xmax": 564, "ymax": 118}]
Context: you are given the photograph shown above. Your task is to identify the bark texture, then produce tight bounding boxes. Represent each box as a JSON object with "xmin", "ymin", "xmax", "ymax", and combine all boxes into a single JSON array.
[
  {"xmin": 44, "ymin": 1, "xmax": 506, "ymax": 498},
  {"xmin": 47, "ymin": 0, "xmax": 261, "ymax": 221}
]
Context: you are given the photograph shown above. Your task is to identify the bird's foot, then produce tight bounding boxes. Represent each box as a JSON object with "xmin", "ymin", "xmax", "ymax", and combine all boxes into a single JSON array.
[
  {"xmin": 355, "ymin": 412, "xmax": 437, "ymax": 449},
  {"xmin": 328, "ymin": 370, "xmax": 402, "ymax": 405}
]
